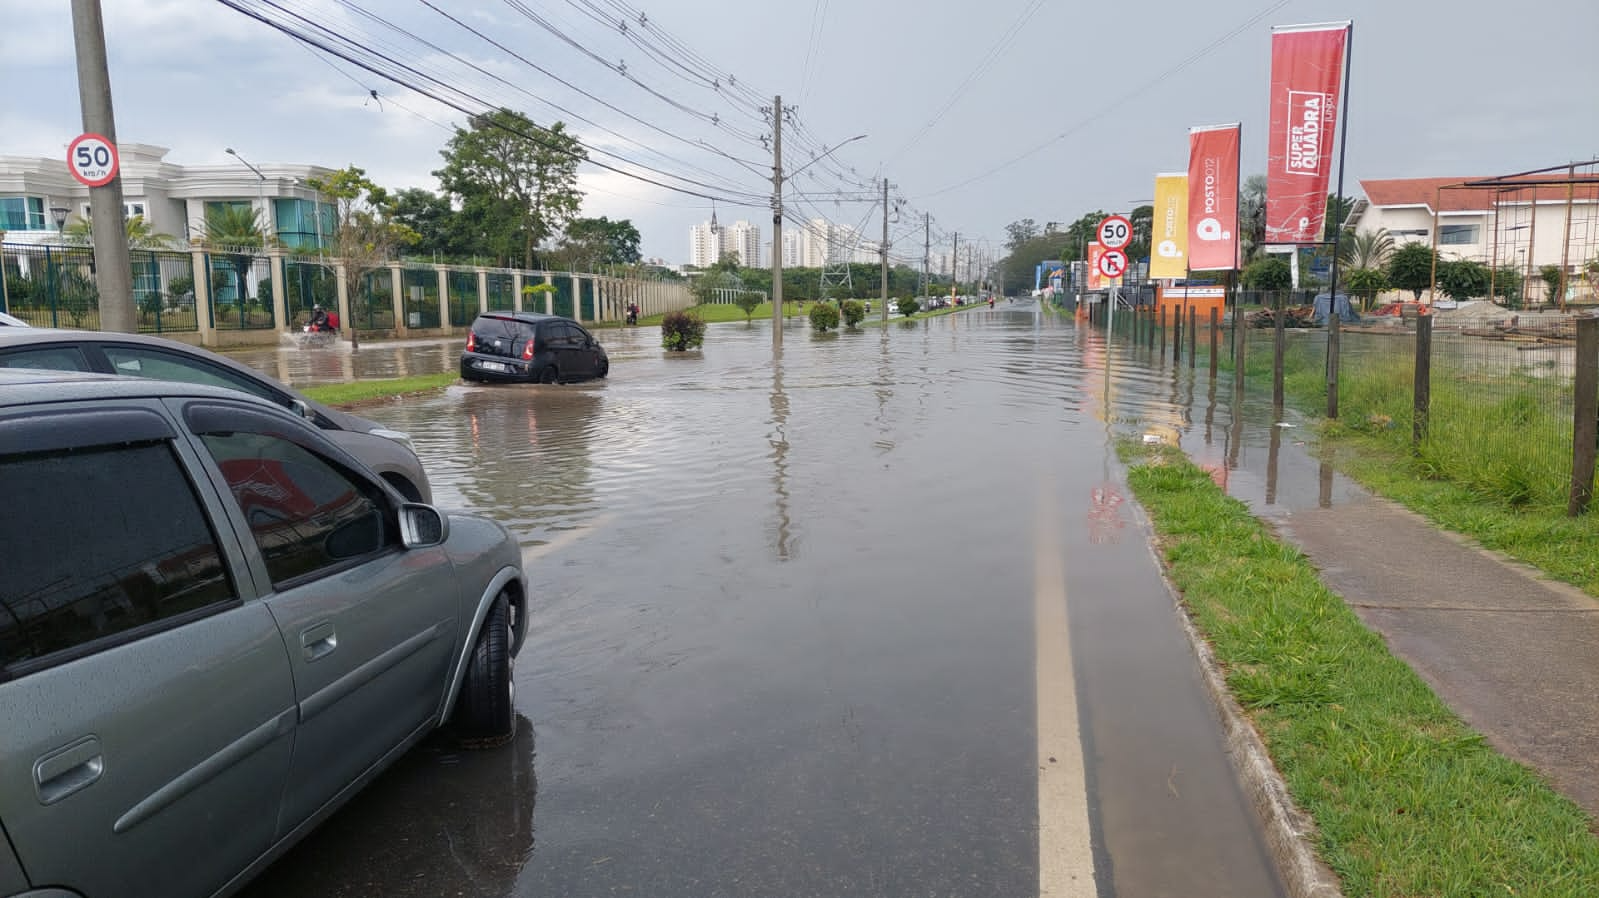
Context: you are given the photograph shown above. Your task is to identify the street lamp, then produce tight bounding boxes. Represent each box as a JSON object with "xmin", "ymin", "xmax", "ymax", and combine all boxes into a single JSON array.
[
  {"xmin": 50, "ymin": 206, "xmax": 70, "ymax": 232},
  {"xmin": 224, "ymin": 147, "xmax": 272, "ymax": 248}
]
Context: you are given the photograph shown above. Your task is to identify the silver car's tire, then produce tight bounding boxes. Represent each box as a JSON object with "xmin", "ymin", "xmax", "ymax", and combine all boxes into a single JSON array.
[{"xmin": 454, "ymin": 593, "xmax": 514, "ymax": 747}]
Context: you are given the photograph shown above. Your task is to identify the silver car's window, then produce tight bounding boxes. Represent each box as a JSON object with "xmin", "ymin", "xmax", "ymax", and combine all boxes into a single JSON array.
[
  {"xmin": 0, "ymin": 345, "xmax": 90, "ymax": 371},
  {"xmin": 0, "ymin": 442, "xmax": 236, "ymax": 677},
  {"xmin": 101, "ymin": 345, "xmax": 283, "ymax": 405},
  {"xmin": 201, "ymin": 432, "xmax": 397, "ymax": 588}
]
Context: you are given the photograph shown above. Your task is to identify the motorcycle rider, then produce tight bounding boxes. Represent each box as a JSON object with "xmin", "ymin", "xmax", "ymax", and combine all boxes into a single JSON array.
[{"xmin": 307, "ymin": 304, "xmax": 330, "ymax": 332}]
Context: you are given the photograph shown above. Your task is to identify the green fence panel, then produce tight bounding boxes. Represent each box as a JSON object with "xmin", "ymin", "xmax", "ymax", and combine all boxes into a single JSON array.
[
  {"xmin": 552, "ymin": 276, "xmax": 574, "ymax": 318},
  {"xmin": 402, "ymin": 267, "xmax": 440, "ymax": 329},
  {"xmin": 356, "ymin": 269, "xmax": 397, "ymax": 330},
  {"xmin": 285, "ymin": 260, "xmax": 336, "ymax": 330},
  {"xmin": 448, "ymin": 270, "xmax": 477, "ymax": 326},
  {"xmin": 486, "ymin": 272, "xmax": 515, "ymax": 311}
]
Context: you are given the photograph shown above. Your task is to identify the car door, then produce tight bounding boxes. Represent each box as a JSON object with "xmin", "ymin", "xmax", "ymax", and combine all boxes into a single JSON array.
[
  {"xmin": 557, "ymin": 323, "xmax": 594, "ymax": 378},
  {"xmin": 178, "ymin": 401, "xmax": 461, "ymax": 834},
  {"xmin": 0, "ymin": 401, "xmax": 296, "ymax": 898},
  {"xmin": 570, "ymin": 324, "xmax": 600, "ymax": 377}
]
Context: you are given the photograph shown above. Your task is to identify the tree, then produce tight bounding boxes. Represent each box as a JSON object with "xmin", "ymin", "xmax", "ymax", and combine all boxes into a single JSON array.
[
  {"xmin": 1241, "ymin": 256, "xmax": 1292, "ymax": 291},
  {"xmin": 1489, "ymin": 266, "xmax": 1525, "ymax": 307},
  {"xmin": 1340, "ymin": 228, "xmax": 1394, "ymax": 270},
  {"xmin": 1062, "ymin": 211, "xmax": 1109, "ymax": 261},
  {"xmin": 1540, "ymin": 264, "xmax": 1565, "ymax": 306},
  {"xmin": 808, "ymin": 301, "xmax": 840, "ymax": 332},
  {"xmin": 193, "ymin": 204, "xmax": 266, "ymax": 317},
  {"xmin": 897, "ymin": 296, "xmax": 921, "ymax": 316},
  {"xmin": 1239, "ymin": 174, "xmax": 1268, "ymax": 261},
  {"xmin": 436, "ymin": 108, "xmax": 586, "ymax": 270},
  {"xmin": 732, "ymin": 290, "xmax": 762, "ymax": 322},
  {"xmin": 1004, "ymin": 218, "xmax": 1040, "ymax": 251},
  {"xmin": 1323, "ymin": 194, "xmax": 1355, "ymax": 243},
  {"xmin": 1127, "ymin": 205, "xmax": 1154, "ymax": 262},
  {"xmin": 390, "ymin": 188, "xmax": 471, "ymax": 260},
  {"xmin": 1345, "ymin": 267, "xmax": 1389, "ymax": 309},
  {"xmin": 1436, "ymin": 259, "xmax": 1492, "ymax": 302},
  {"xmin": 308, "ymin": 166, "xmax": 415, "ymax": 349},
  {"xmin": 1386, "ymin": 243, "xmax": 1438, "ymax": 301},
  {"xmin": 559, "ymin": 216, "xmax": 642, "ymax": 269},
  {"xmin": 64, "ymin": 213, "xmax": 175, "ymax": 250},
  {"xmin": 840, "ymin": 299, "xmax": 865, "ymax": 327}
]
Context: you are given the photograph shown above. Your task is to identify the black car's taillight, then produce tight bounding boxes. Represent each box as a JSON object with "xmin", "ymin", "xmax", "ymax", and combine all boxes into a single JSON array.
[
  {"xmin": 521, "ymin": 336, "xmax": 536, "ymax": 360},
  {"xmin": 466, "ymin": 331, "xmax": 477, "ymax": 351}
]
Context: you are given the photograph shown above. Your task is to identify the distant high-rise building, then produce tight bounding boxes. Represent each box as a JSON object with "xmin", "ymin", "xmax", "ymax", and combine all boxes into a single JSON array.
[
  {"xmin": 800, "ymin": 218, "xmax": 861, "ymax": 268},
  {"xmin": 688, "ymin": 212, "xmax": 761, "ymax": 268},
  {"xmin": 781, "ymin": 228, "xmax": 803, "ymax": 267}
]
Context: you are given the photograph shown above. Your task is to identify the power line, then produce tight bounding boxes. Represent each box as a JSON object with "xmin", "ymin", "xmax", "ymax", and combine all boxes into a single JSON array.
[{"xmin": 915, "ymin": 0, "xmax": 1292, "ymax": 200}]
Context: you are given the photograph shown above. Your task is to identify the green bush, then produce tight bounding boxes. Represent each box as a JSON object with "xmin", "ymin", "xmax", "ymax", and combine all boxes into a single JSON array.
[
  {"xmin": 808, "ymin": 301, "xmax": 840, "ymax": 331},
  {"xmin": 661, "ymin": 310, "xmax": 705, "ymax": 351},
  {"xmin": 897, "ymin": 296, "xmax": 921, "ymax": 316},
  {"xmin": 840, "ymin": 299, "xmax": 865, "ymax": 327}
]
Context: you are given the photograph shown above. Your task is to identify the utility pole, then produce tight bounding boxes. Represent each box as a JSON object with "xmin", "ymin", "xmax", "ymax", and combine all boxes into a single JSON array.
[
  {"xmin": 951, "ymin": 232, "xmax": 959, "ymax": 299},
  {"xmin": 879, "ymin": 177, "xmax": 889, "ymax": 323},
  {"xmin": 922, "ymin": 213, "xmax": 930, "ymax": 297},
  {"xmin": 769, "ymin": 94, "xmax": 784, "ymax": 351},
  {"xmin": 70, "ymin": 0, "xmax": 135, "ymax": 333}
]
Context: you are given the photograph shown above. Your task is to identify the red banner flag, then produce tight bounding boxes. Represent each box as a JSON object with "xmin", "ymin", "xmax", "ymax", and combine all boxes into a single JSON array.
[
  {"xmin": 1265, "ymin": 22, "xmax": 1350, "ymax": 244},
  {"xmin": 1187, "ymin": 124, "xmax": 1241, "ymax": 271}
]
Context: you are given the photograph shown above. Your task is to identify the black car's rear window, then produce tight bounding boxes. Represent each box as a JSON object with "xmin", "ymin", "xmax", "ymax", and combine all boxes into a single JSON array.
[{"xmin": 471, "ymin": 316, "xmax": 536, "ymax": 339}]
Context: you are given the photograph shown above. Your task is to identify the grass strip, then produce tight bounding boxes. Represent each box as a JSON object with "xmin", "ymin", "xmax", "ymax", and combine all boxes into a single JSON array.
[
  {"xmin": 1122, "ymin": 443, "xmax": 1599, "ymax": 898},
  {"xmin": 300, "ymin": 372, "xmax": 459, "ymax": 407}
]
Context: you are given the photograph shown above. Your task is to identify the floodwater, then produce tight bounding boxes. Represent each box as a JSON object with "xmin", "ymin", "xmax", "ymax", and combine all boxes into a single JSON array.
[{"xmin": 239, "ymin": 304, "xmax": 1292, "ymax": 897}]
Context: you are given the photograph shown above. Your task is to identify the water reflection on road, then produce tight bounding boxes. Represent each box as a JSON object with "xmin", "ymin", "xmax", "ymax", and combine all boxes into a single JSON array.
[{"xmin": 240, "ymin": 306, "xmax": 1290, "ymax": 898}]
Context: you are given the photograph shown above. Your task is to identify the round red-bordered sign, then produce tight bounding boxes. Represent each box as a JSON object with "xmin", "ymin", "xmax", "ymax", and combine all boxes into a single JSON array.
[
  {"xmin": 67, "ymin": 134, "xmax": 120, "ymax": 188},
  {"xmin": 1097, "ymin": 249, "xmax": 1128, "ymax": 280},
  {"xmin": 1096, "ymin": 215, "xmax": 1132, "ymax": 251}
]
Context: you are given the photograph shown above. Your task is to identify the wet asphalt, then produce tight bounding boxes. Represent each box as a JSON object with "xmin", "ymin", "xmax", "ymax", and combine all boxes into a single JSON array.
[{"xmin": 237, "ymin": 304, "xmax": 1289, "ymax": 898}]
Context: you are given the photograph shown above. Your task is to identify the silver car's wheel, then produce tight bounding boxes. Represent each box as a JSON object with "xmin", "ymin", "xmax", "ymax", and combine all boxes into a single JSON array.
[{"xmin": 454, "ymin": 593, "xmax": 515, "ymax": 747}]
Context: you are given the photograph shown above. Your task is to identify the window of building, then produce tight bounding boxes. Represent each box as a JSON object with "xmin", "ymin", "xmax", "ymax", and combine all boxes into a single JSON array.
[
  {"xmin": 272, "ymin": 198, "xmax": 332, "ymax": 252},
  {"xmin": 125, "ymin": 202, "xmax": 147, "ymax": 219},
  {"xmin": 1440, "ymin": 224, "xmax": 1480, "ymax": 245},
  {"xmin": 0, "ymin": 442, "xmax": 236, "ymax": 675},
  {"xmin": 200, "ymin": 431, "xmax": 395, "ymax": 587},
  {"xmin": 0, "ymin": 197, "xmax": 47, "ymax": 231}
]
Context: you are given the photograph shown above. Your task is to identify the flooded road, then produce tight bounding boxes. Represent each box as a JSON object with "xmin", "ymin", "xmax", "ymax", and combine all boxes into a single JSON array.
[{"xmin": 240, "ymin": 306, "xmax": 1287, "ymax": 897}]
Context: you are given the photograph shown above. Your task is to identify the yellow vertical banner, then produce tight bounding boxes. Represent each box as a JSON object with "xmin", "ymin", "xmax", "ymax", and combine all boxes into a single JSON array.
[{"xmin": 1149, "ymin": 173, "xmax": 1189, "ymax": 279}]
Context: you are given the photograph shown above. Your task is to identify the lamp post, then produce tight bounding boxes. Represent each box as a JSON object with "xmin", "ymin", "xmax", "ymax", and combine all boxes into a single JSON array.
[{"xmin": 224, "ymin": 148, "xmax": 272, "ymax": 248}]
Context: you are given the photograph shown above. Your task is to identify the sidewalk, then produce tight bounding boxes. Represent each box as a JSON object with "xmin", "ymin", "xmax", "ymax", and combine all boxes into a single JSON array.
[{"xmin": 1271, "ymin": 493, "xmax": 1599, "ymax": 818}]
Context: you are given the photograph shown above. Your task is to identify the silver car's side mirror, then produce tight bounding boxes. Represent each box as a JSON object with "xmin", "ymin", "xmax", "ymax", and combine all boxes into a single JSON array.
[{"xmin": 399, "ymin": 503, "xmax": 450, "ymax": 548}]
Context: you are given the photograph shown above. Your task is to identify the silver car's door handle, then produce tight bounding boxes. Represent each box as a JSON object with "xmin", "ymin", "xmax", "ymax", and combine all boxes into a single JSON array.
[
  {"xmin": 301, "ymin": 621, "xmax": 338, "ymax": 662},
  {"xmin": 34, "ymin": 736, "xmax": 104, "ymax": 805}
]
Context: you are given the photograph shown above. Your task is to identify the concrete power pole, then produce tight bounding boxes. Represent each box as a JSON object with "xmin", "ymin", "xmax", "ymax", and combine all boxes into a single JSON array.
[
  {"xmin": 879, "ymin": 177, "xmax": 889, "ymax": 323},
  {"xmin": 951, "ymin": 232, "xmax": 959, "ymax": 299},
  {"xmin": 922, "ymin": 213, "xmax": 930, "ymax": 297},
  {"xmin": 769, "ymin": 94, "xmax": 784, "ymax": 351},
  {"xmin": 70, "ymin": 0, "xmax": 135, "ymax": 333}
]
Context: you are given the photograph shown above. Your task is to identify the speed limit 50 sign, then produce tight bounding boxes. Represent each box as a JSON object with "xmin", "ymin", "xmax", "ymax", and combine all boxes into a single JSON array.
[
  {"xmin": 67, "ymin": 134, "xmax": 120, "ymax": 188},
  {"xmin": 1096, "ymin": 215, "xmax": 1132, "ymax": 251}
]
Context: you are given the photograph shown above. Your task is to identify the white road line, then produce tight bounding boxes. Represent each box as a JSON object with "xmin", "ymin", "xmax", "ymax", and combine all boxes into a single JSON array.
[
  {"xmin": 520, "ymin": 513, "xmax": 615, "ymax": 563},
  {"xmin": 1036, "ymin": 490, "xmax": 1098, "ymax": 898}
]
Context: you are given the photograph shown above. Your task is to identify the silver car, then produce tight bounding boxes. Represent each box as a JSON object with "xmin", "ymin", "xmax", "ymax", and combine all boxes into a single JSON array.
[
  {"xmin": 0, "ymin": 328, "xmax": 432, "ymax": 503},
  {"xmin": 0, "ymin": 369, "xmax": 527, "ymax": 898}
]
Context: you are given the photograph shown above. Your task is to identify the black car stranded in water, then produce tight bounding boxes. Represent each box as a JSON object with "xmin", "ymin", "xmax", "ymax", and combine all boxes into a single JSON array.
[{"xmin": 460, "ymin": 313, "xmax": 609, "ymax": 384}]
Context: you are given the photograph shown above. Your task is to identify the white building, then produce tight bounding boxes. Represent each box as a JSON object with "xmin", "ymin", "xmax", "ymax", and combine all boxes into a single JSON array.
[
  {"xmin": 0, "ymin": 143, "xmax": 333, "ymax": 250},
  {"xmin": 800, "ymin": 218, "xmax": 862, "ymax": 268},
  {"xmin": 1357, "ymin": 175, "xmax": 1599, "ymax": 301},
  {"xmin": 781, "ymin": 228, "xmax": 803, "ymax": 267},
  {"xmin": 688, "ymin": 213, "xmax": 761, "ymax": 268},
  {"xmin": 721, "ymin": 219, "xmax": 761, "ymax": 268}
]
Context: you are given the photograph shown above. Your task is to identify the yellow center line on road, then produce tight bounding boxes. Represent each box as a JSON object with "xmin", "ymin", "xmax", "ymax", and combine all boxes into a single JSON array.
[
  {"xmin": 520, "ymin": 513, "xmax": 616, "ymax": 563},
  {"xmin": 1036, "ymin": 489, "xmax": 1097, "ymax": 898}
]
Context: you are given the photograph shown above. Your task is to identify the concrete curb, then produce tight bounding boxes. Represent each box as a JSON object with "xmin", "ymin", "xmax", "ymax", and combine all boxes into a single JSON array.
[{"xmin": 1169, "ymin": 598, "xmax": 1344, "ymax": 898}]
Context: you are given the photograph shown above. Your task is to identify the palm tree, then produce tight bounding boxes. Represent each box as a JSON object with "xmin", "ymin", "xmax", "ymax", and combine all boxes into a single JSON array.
[
  {"xmin": 1340, "ymin": 227, "xmax": 1395, "ymax": 270},
  {"xmin": 193, "ymin": 204, "xmax": 267, "ymax": 319},
  {"xmin": 62, "ymin": 214, "xmax": 175, "ymax": 249}
]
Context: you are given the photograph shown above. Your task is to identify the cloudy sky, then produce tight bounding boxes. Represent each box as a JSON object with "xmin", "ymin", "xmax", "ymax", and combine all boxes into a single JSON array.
[{"xmin": 3, "ymin": 0, "xmax": 1595, "ymax": 265}]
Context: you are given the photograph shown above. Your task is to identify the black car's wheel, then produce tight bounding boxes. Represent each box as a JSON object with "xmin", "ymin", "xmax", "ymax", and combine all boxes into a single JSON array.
[
  {"xmin": 454, "ymin": 592, "xmax": 514, "ymax": 747},
  {"xmin": 596, "ymin": 359, "xmax": 609, "ymax": 379},
  {"xmin": 538, "ymin": 365, "xmax": 559, "ymax": 384}
]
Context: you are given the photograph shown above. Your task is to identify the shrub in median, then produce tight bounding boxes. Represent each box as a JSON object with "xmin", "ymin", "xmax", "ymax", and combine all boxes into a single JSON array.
[
  {"xmin": 661, "ymin": 310, "xmax": 705, "ymax": 351},
  {"xmin": 840, "ymin": 299, "xmax": 865, "ymax": 327},
  {"xmin": 808, "ymin": 301, "xmax": 841, "ymax": 332},
  {"xmin": 897, "ymin": 296, "xmax": 921, "ymax": 316}
]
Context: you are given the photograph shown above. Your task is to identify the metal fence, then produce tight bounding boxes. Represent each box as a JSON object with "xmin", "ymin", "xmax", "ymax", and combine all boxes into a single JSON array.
[
  {"xmin": 1, "ymin": 243, "xmax": 201, "ymax": 333},
  {"xmin": 355, "ymin": 269, "xmax": 397, "ymax": 331},
  {"xmin": 1090, "ymin": 288, "xmax": 1598, "ymax": 516},
  {"xmin": 284, "ymin": 258, "xmax": 335, "ymax": 330},
  {"xmin": 205, "ymin": 250, "xmax": 274, "ymax": 330},
  {"xmin": 486, "ymin": 272, "xmax": 515, "ymax": 311},
  {"xmin": 447, "ymin": 269, "xmax": 477, "ymax": 326},
  {"xmin": 401, "ymin": 267, "xmax": 440, "ymax": 329}
]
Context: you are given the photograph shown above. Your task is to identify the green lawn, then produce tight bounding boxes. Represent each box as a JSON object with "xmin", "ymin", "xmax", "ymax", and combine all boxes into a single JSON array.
[
  {"xmin": 300, "ymin": 372, "xmax": 459, "ymax": 406},
  {"xmin": 1123, "ymin": 444, "xmax": 1599, "ymax": 897}
]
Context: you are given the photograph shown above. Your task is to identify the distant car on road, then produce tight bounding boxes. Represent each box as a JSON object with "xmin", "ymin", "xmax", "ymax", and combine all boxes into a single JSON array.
[
  {"xmin": 461, "ymin": 312, "xmax": 609, "ymax": 384},
  {"xmin": 0, "ymin": 312, "xmax": 27, "ymax": 327},
  {"xmin": 0, "ymin": 328, "xmax": 433, "ymax": 503},
  {"xmin": 0, "ymin": 368, "xmax": 527, "ymax": 898}
]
